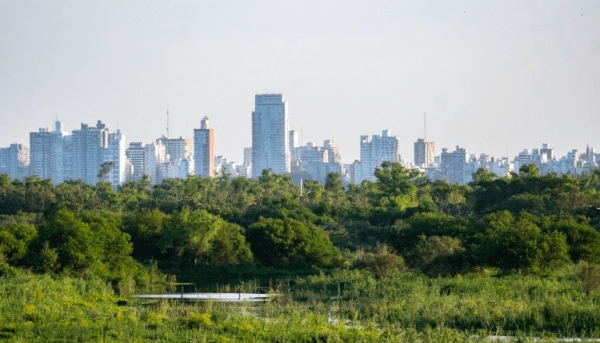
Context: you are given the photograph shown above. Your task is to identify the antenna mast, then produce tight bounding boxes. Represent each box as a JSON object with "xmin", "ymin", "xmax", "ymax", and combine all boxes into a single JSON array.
[
  {"xmin": 167, "ymin": 109, "xmax": 170, "ymax": 138},
  {"xmin": 424, "ymin": 112, "xmax": 427, "ymax": 139}
]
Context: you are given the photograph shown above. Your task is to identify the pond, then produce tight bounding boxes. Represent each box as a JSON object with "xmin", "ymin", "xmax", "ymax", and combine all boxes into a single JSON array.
[{"xmin": 133, "ymin": 292, "xmax": 278, "ymax": 302}]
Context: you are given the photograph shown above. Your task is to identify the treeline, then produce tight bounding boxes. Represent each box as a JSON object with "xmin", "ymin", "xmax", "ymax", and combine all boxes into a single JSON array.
[{"xmin": 1, "ymin": 162, "xmax": 600, "ymax": 284}]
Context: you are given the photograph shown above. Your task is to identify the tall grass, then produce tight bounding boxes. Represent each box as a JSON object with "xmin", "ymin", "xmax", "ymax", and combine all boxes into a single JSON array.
[{"xmin": 1, "ymin": 268, "xmax": 599, "ymax": 342}]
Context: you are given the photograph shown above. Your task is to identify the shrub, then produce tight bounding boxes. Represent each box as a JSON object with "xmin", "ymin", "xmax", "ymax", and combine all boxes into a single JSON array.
[
  {"xmin": 408, "ymin": 235, "xmax": 466, "ymax": 277},
  {"xmin": 354, "ymin": 244, "xmax": 406, "ymax": 278},
  {"xmin": 577, "ymin": 260, "xmax": 600, "ymax": 295}
]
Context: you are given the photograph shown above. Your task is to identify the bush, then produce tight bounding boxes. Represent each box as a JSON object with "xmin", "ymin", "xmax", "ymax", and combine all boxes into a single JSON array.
[
  {"xmin": 354, "ymin": 244, "xmax": 406, "ymax": 278},
  {"xmin": 407, "ymin": 235, "xmax": 466, "ymax": 277},
  {"xmin": 577, "ymin": 260, "xmax": 600, "ymax": 295}
]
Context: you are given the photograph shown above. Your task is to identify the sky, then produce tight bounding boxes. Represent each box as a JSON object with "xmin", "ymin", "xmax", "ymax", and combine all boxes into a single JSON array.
[{"xmin": 1, "ymin": 0, "xmax": 599, "ymax": 164}]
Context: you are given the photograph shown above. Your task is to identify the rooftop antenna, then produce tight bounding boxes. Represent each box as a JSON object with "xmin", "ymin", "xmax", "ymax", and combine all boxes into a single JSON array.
[
  {"xmin": 424, "ymin": 112, "xmax": 427, "ymax": 139},
  {"xmin": 166, "ymin": 109, "xmax": 170, "ymax": 138}
]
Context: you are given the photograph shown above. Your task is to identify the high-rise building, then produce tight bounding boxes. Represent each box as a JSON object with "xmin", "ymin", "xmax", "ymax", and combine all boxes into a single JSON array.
[
  {"xmin": 323, "ymin": 140, "xmax": 342, "ymax": 164},
  {"xmin": 67, "ymin": 120, "xmax": 126, "ymax": 185},
  {"xmin": 414, "ymin": 138, "xmax": 435, "ymax": 167},
  {"xmin": 144, "ymin": 142, "xmax": 167, "ymax": 185},
  {"xmin": 354, "ymin": 130, "xmax": 399, "ymax": 183},
  {"xmin": 126, "ymin": 142, "xmax": 146, "ymax": 181},
  {"xmin": 440, "ymin": 146, "xmax": 469, "ymax": 184},
  {"xmin": 243, "ymin": 147, "xmax": 252, "ymax": 166},
  {"xmin": 156, "ymin": 136, "xmax": 194, "ymax": 178},
  {"xmin": 251, "ymin": 94, "xmax": 290, "ymax": 178},
  {"xmin": 291, "ymin": 141, "xmax": 344, "ymax": 184},
  {"xmin": 289, "ymin": 130, "xmax": 300, "ymax": 163},
  {"xmin": 70, "ymin": 121, "xmax": 111, "ymax": 185},
  {"xmin": 29, "ymin": 121, "xmax": 66, "ymax": 184},
  {"xmin": 0, "ymin": 143, "xmax": 29, "ymax": 180},
  {"xmin": 194, "ymin": 116, "xmax": 215, "ymax": 178},
  {"xmin": 103, "ymin": 129, "xmax": 127, "ymax": 185}
]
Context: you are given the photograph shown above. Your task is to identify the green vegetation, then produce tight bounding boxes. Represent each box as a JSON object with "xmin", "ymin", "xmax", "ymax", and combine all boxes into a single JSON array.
[{"xmin": 1, "ymin": 163, "xmax": 600, "ymax": 341}]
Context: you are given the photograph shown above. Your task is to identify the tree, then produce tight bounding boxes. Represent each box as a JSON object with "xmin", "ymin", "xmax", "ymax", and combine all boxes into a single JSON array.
[
  {"xmin": 389, "ymin": 212, "xmax": 468, "ymax": 253},
  {"xmin": 34, "ymin": 209, "xmax": 96, "ymax": 273},
  {"xmin": 98, "ymin": 161, "xmax": 115, "ymax": 181},
  {"xmin": 551, "ymin": 218, "xmax": 600, "ymax": 263},
  {"xmin": 159, "ymin": 208, "xmax": 253, "ymax": 267},
  {"xmin": 0, "ymin": 223, "xmax": 36, "ymax": 264},
  {"xmin": 477, "ymin": 211, "xmax": 570, "ymax": 273},
  {"xmin": 407, "ymin": 235, "xmax": 466, "ymax": 277},
  {"xmin": 246, "ymin": 217, "xmax": 341, "ymax": 268},
  {"xmin": 78, "ymin": 211, "xmax": 133, "ymax": 278},
  {"xmin": 369, "ymin": 162, "xmax": 421, "ymax": 225},
  {"xmin": 123, "ymin": 209, "xmax": 168, "ymax": 261}
]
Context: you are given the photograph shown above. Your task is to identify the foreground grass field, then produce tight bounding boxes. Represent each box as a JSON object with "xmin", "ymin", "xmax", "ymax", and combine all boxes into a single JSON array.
[{"xmin": 1, "ymin": 268, "xmax": 600, "ymax": 342}]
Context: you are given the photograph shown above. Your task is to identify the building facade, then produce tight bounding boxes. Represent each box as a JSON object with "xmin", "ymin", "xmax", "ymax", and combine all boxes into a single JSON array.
[
  {"xmin": 194, "ymin": 116, "xmax": 215, "ymax": 178},
  {"xmin": 414, "ymin": 138, "xmax": 435, "ymax": 167},
  {"xmin": 251, "ymin": 94, "xmax": 290, "ymax": 178},
  {"xmin": 29, "ymin": 121, "xmax": 65, "ymax": 183},
  {"xmin": 354, "ymin": 130, "xmax": 399, "ymax": 183},
  {"xmin": 156, "ymin": 136, "xmax": 194, "ymax": 178},
  {"xmin": 0, "ymin": 143, "xmax": 29, "ymax": 180}
]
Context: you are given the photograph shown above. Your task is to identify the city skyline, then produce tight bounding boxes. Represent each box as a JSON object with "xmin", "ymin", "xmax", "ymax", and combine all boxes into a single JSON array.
[
  {"xmin": 2, "ymin": 114, "xmax": 600, "ymax": 187},
  {"xmin": 1, "ymin": 1, "xmax": 599, "ymax": 163}
]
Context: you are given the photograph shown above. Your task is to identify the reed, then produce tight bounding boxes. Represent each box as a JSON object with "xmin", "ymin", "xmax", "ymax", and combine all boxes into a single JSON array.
[{"xmin": 1, "ymin": 267, "xmax": 599, "ymax": 342}]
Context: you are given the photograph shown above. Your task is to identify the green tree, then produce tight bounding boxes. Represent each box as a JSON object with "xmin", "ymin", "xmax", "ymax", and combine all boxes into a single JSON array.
[
  {"xmin": 78, "ymin": 211, "xmax": 133, "ymax": 278},
  {"xmin": 159, "ymin": 208, "xmax": 253, "ymax": 267},
  {"xmin": 550, "ymin": 217, "xmax": 600, "ymax": 263},
  {"xmin": 97, "ymin": 161, "xmax": 115, "ymax": 181},
  {"xmin": 390, "ymin": 212, "xmax": 468, "ymax": 253},
  {"xmin": 34, "ymin": 209, "xmax": 96, "ymax": 273},
  {"xmin": 369, "ymin": 162, "xmax": 420, "ymax": 225},
  {"xmin": 477, "ymin": 211, "xmax": 570, "ymax": 273},
  {"xmin": 0, "ymin": 223, "xmax": 37, "ymax": 264},
  {"xmin": 123, "ymin": 209, "xmax": 168, "ymax": 261},
  {"xmin": 246, "ymin": 217, "xmax": 341, "ymax": 268}
]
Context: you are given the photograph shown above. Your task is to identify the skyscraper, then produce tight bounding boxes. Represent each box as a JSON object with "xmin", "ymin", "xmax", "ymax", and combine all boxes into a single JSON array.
[
  {"xmin": 354, "ymin": 130, "xmax": 399, "ymax": 183},
  {"xmin": 251, "ymin": 94, "xmax": 290, "ymax": 178},
  {"xmin": 71, "ymin": 121, "xmax": 111, "ymax": 185},
  {"xmin": 0, "ymin": 143, "xmax": 29, "ymax": 180},
  {"xmin": 156, "ymin": 136, "xmax": 194, "ymax": 178},
  {"xmin": 126, "ymin": 142, "xmax": 146, "ymax": 181},
  {"xmin": 69, "ymin": 120, "xmax": 126, "ymax": 185},
  {"xmin": 194, "ymin": 116, "xmax": 215, "ymax": 178},
  {"xmin": 440, "ymin": 146, "xmax": 469, "ymax": 184},
  {"xmin": 103, "ymin": 129, "xmax": 127, "ymax": 186},
  {"xmin": 414, "ymin": 138, "xmax": 435, "ymax": 167},
  {"xmin": 29, "ymin": 121, "xmax": 66, "ymax": 184}
]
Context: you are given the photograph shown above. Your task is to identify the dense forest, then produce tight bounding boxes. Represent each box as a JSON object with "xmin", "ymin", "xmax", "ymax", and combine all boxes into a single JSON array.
[{"xmin": 1, "ymin": 162, "xmax": 600, "ymax": 282}]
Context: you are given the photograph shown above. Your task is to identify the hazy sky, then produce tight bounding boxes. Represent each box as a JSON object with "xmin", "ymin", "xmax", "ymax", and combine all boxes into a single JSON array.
[{"xmin": 1, "ymin": 0, "xmax": 599, "ymax": 163}]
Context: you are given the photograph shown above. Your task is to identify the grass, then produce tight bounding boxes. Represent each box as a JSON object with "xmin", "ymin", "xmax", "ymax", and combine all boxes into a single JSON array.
[{"xmin": 1, "ymin": 267, "xmax": 599, "ymax": 342}]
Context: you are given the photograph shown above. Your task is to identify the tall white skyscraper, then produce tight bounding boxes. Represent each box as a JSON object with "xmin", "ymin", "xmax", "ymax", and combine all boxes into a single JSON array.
[
  {"xmin": 251, "ymin": 94, "xmax": 290, "ymax": 178},
  {"xmin": 194, "ymin": 116, "xmax": 215, "ymax": 178}
]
